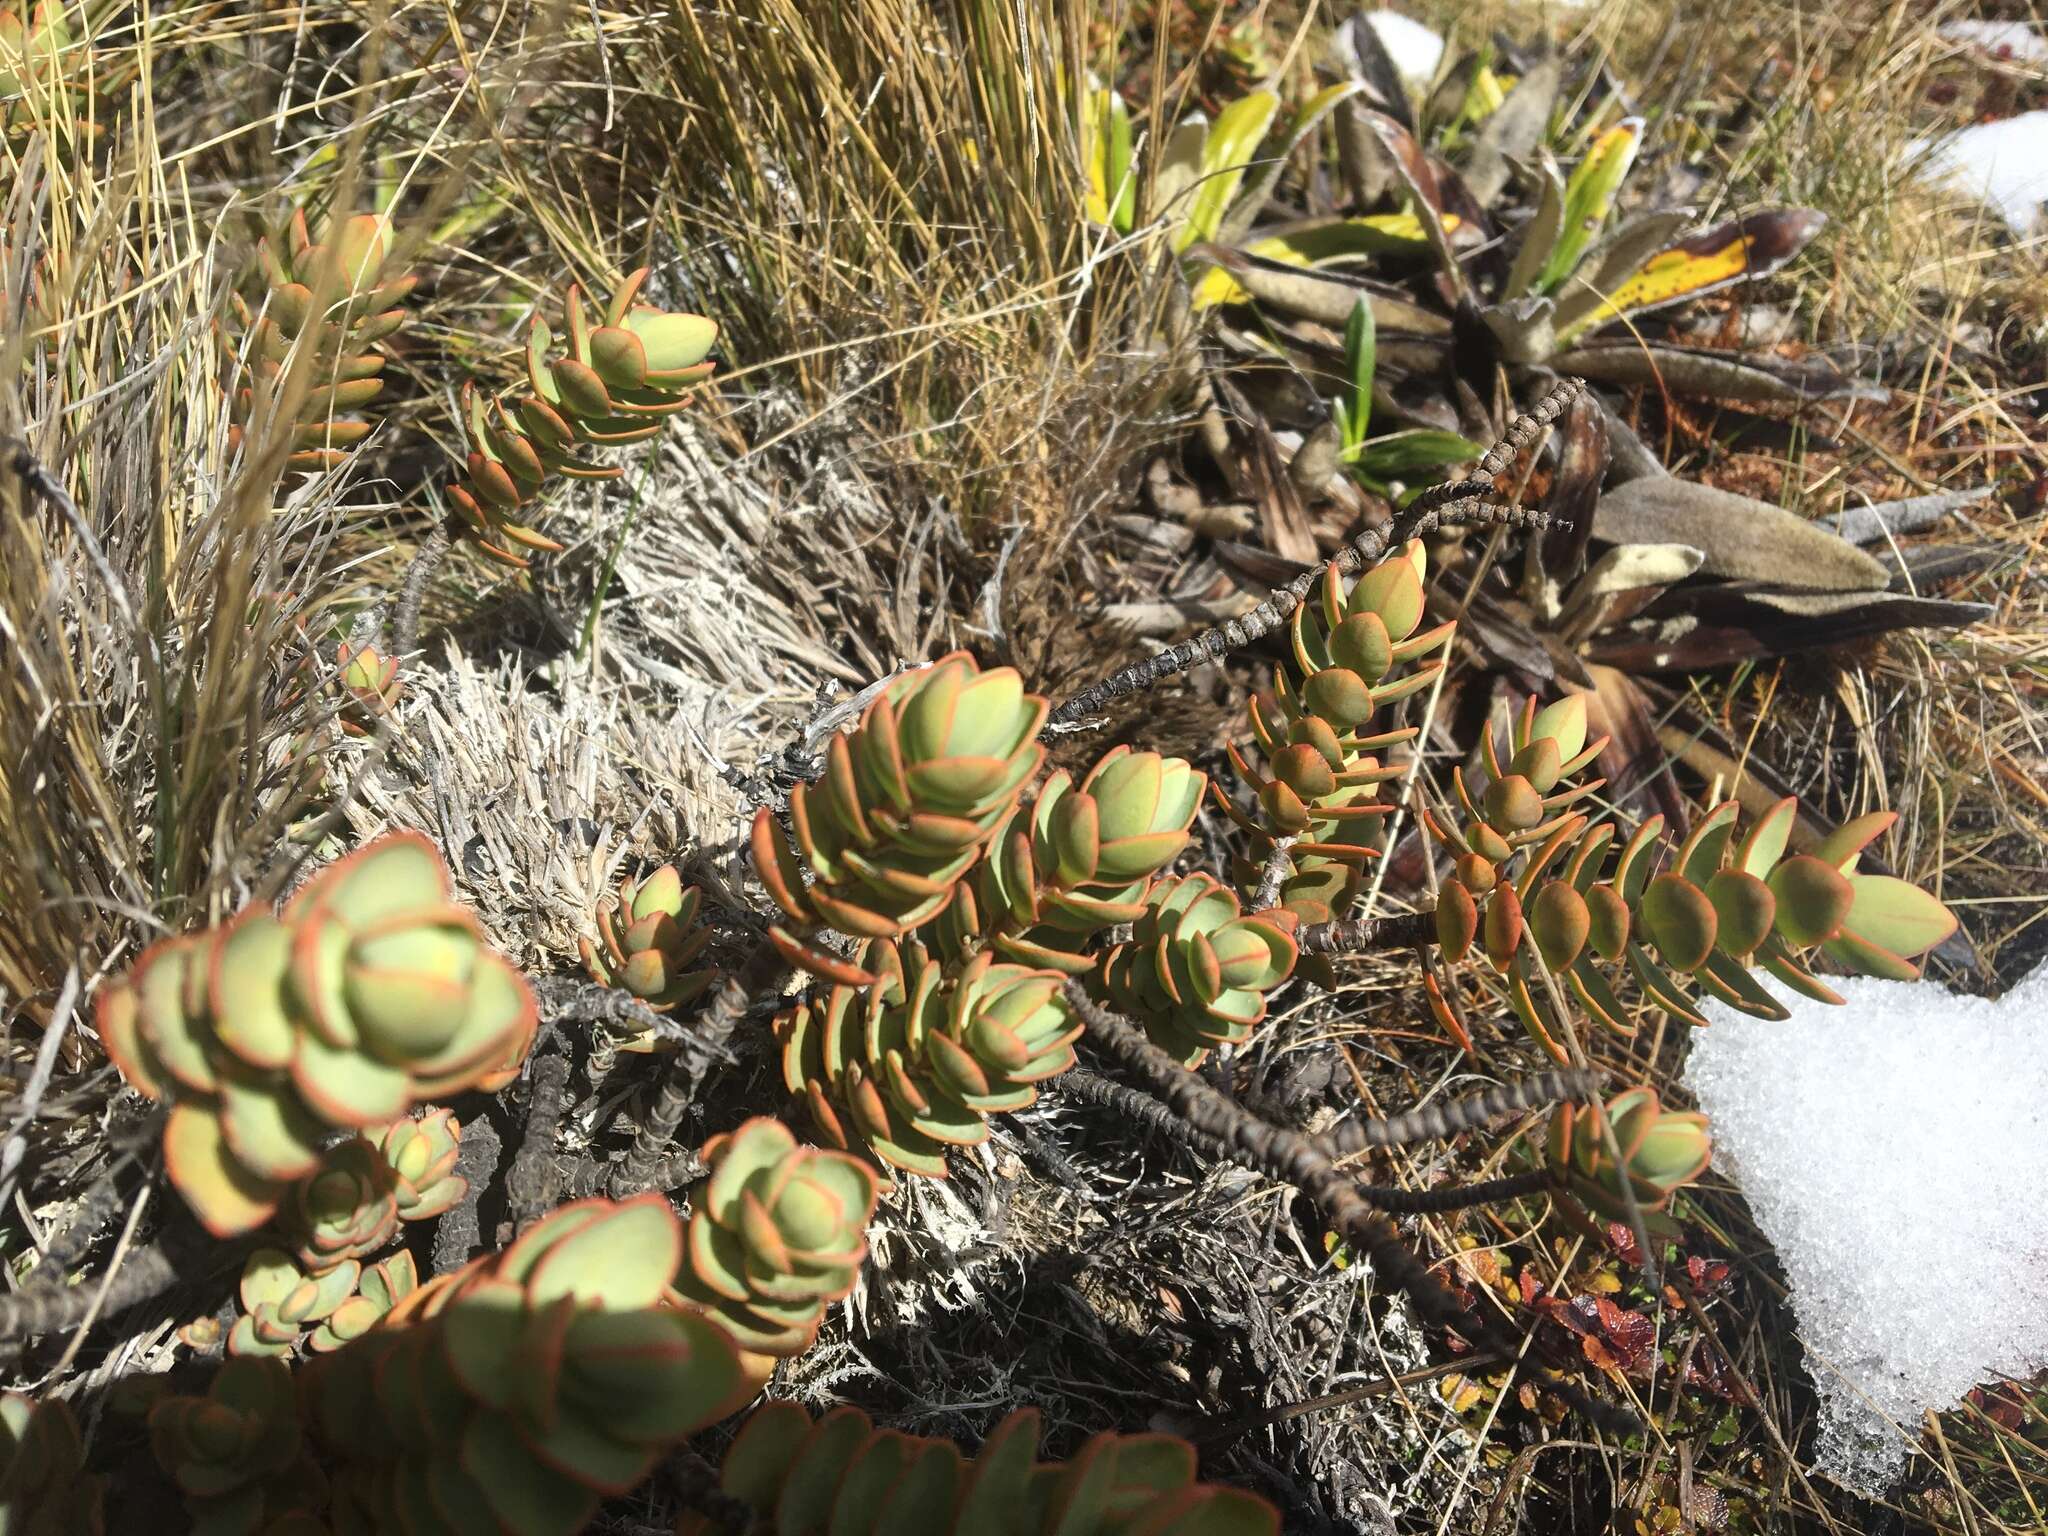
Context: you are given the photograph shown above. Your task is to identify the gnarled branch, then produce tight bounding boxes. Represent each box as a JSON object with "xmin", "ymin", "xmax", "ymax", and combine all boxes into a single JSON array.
[{"xmin": 1064, "ymin": 983, "xmax": 1638, "ymax": 1435}]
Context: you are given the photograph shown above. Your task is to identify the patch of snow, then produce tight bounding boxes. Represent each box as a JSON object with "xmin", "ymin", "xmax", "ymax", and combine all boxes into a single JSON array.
[
  {"xmin": 1363, "ymin": 11, "xmax": 1444, "ymax": 87},
  {"xmin": 1940, "ymin": 20, "xmax": 2048, "ymax": 66},
  {"xmin": 1909, "ymin": 111, "xmax": 2048, "ymax": 235},
  {"xmin": 1685, "ymin": 968, "xmax": 2048, "ymax": 1497}
]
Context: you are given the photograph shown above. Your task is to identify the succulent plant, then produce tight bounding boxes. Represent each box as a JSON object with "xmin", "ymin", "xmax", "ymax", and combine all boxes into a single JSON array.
[
  {"xmin": 309, "ymin": 1251, "xmax": 418, "ymax": 1353},
  {"xmin": 672, "ymin": 1117, "xmax": 880, "ymax": 1358},
  {"xmin": 1545, "ymin": 1086, "xmax": 1711, "ymax": 1218},
  {"xmin": 149, "ymin": 1357, "xmax": 322, "ymax": 1536},
  {"xmin": 1221, "ymin": 540, "xmax": 1449, "ymax": 921},
  {"xmin": 1, "ymin": 1392, "xmax": 106, "ymax": 1536},
  {"xmin": 967, "ymin": 746, "xmax": 1206, "ymax": 972},
  {"xmin": 579, "ymin": 864, "xmax": 717, "ymax": 1027},
  {"xmin": 371, "ymin": 1108, "xmax": 466, "ymax": 1220},
  {"xmin": 1194, "ymin": 34, "xmax": 1836, "ymax": 408},
  {"xmin": 449, "ymin": 269, "xmax": 718, "ymax": 567},
  {"xmin": 753, "ymin": 652, "xmax": 1048, "ymax": 975},
  {"xmin": 232, "ymin": 1249, "xmax": 362, "ymax": 1358},
  {"xmin": 285, "ymin": 1136, "xmax": 399, "ymax": 1272},
  {"xmin": 227, "ymin": 210, "xmax": 415, "ymax": 473},
  {"xmin": 1096, "ymin": 874, "xmax": 1300, "ymax": 1066},
  {"xmin": 1426, "ymin": 694, "xmax": 1960, "ymax": 1059},
  {"xmin": 779, "ymin": 941, "xmax": 1081, "ymax": 1180},
  {"xmin": 675, "ymin": 1401, "xmax": 1280, "ymax": 1536},
  {"xmin": 0, "ymin": 3, "xmax": 98, "ymax": 140},
  {"xmin": 334, "ymin": 642, "xmax": 399, "ymax": 737},
  {"xmin": 230, "ymin": 1249, "xmax": 419, "ymax": 1358},
  {"xmin": 95, "ymin": 831, "xmax": 538, "ymax": 1237},
  {"xmin": 301, "ymin": 1195, "xmax": 745, "ymax": 1536}
]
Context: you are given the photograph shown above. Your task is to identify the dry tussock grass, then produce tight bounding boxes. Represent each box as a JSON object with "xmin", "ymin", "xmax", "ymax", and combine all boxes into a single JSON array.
[{"xmin": 3, "ymin": 0, "xmax": 2047, "ymax": 1531}]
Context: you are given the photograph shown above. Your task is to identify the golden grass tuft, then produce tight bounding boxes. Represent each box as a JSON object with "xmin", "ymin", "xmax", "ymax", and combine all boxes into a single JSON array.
[{"xmin": 602, "ymin": 0, "xmax": 1186, "ymax": 531}]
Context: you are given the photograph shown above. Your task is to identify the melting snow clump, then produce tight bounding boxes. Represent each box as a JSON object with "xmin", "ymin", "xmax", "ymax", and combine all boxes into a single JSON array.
[
  {"xmin": 1362, "ymin": 11, "xmax": 1445, "ymax": 86},
  {"xmin": 1910, "ymin": 111, "xmax": 2048, "ymax": 234},
  {"xmin": 1938, "ymin": 20, "xmax": 2048, "ymax": 65},
  {"xmin": 1686, "ymin": 967, "xmax": 2048, "ymax": 1497}
]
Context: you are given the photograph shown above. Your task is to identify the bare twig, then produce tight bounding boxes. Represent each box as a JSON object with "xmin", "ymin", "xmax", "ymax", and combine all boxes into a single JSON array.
[
  {"xmin": 1061, "ymin": 1067, "xmax": 1234, "ymax": 1163},
  {"xmin": 0, "ymin": 1241, "xmax": 181, "ymax": 1343},
  {"xmin": 1348, "ymin": 1168, "xmax": 1556, "ymax": 1214},
  {"xmin": 530, "ymin": 976, "xmax": 739, "ymax": 1072},
  {"xmin": 0, "ymin": 1203, "xmax": 238, "ymax": 1346}
]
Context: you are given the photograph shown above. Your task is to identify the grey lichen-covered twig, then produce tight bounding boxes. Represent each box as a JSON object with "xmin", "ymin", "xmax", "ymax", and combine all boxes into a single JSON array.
[
  {"xmin": 1252, "ymin": 836, "xmax": 1300, "ymax": 910},
  {"xmin": 430, "ymin": 1113, "xmax": 501, "ymax": 1276},
  {"xmin": 391, "ymin": 520, "xmax": 454, "ymax": 661},
  {"xmin": 0, "ymin": 1215, "xmax": 243, "ymax": 1344},
  {"xmin": 1062, "ymin": 1071, "xmax": 1562, "ymax": 1215},
  {"xmin": 1064, "ymin": 982, "xmax": 1640, "ymax": 1435},
  {"xmin": 0, "ymin": 1243, "xmax": 181, "ymax": 1342},
  {"xmin": 1295, "ymin": 910, "xmax": 1438, "ymax": 954},
  {"xmin": 1252, "ymin": 1069, "xmax": 1597, "ymax": 1157},
  {"xmin": 1045, "ymin": 379, "xmax": 1583, "ymax": 728},
  {"xmin": 531, "ymin": 976, "xmax": 739, "ymax": 1071},
  {"xmin": 506, "ymin": 1052, "xmax": 571, "ymax": 1233},
  {"xmin": 611, "ymin": 941, "xmax": 789, "ymax": 1196}
]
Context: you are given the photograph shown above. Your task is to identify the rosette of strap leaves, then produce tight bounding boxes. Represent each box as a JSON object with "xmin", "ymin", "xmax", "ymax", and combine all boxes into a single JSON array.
[
  {"xmin": 150, "ymin": 1358, "xmax": 324, "ymax": 1536},
  {"xmin": 94, "ymin": 832, "xmax": 537, "ymax": 1237},
  {"xmin": 1546, "ymin": 1087, "xmax": 1711, "ymax": 1220},
  {"xmin": 676, "ymin": 1401, "xmax": 1279, "ymax": 1536},
  {"xmin": 579, "ymin": 863, "xmax": 718, "ymax": 1028},
  {"xmin": 1222, "ymin": 541, "xmax": 1452, "ymax": 922},
  {"xmin": 228, "ymin": 209, "xmax": 414, "ymax": 473},
  {"xmin": 229, "ymin": 1249, "xmax": 418, "ymax": 1359},
  {"xmin": 1426, "ymin": 694, "xmax": 1960, "ymax": 1060},
  {"xmin": 941, "ymin": 746, "xmax": 1205, "ymax": 974},
  {"xmin": 1097, "ymin": 874, "xmax": 1300, "ymax": 1066},
  {"xmin": 449, "ymin": 269, "xmax": 717, "ymax": 567},
  {"xmin": 753, "ymin": 652, "xmax": 1048, "ymax": 977},
  {"xmin": 672, "ymin": 1117, "xmax": 879, "ymax": 1361},
  {"xmin": 302, "ymin": 1195, "xmax": 745, "ymax": 1536},
  {"xmin": 779, "ymin": 942, "xmax": 1080, "ymax": 1181},
  {"xmin": 2, "ymin": 1392, "xmax": 106, "ymax": 1536}
]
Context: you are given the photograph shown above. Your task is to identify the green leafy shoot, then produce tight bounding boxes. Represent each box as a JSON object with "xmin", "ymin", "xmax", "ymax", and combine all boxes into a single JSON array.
[
  {"xmin": 1331, "ymin": 297, "xmax": 1482, "ymax": 489},
  {"xmin": 1334, "ymin": 297, "xmax": 1375, "ymax": 460},
  {"xmin": 1536, "ymin": 116, "xmax": 1643, "ymax": 295}
]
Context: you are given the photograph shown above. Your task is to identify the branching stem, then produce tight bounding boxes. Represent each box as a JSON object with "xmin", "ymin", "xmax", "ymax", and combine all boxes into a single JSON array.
[
  {"xmin": 1064, "ymin": 983, "xmax": 1638, "ymax": 1435},
  {"xmin": 506, "ymin": 1053, "xmax": 571, "ymax": 1233},
  {"xmin": 1296, "ymin": 910, "xmax": 1438, "ymax": 954},
  {"xmin": 1250, "ymin": 1069, "xmax": 1595, "ymax": 1157}
]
